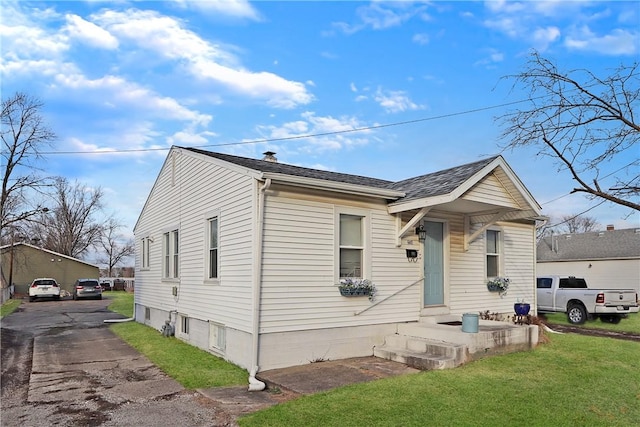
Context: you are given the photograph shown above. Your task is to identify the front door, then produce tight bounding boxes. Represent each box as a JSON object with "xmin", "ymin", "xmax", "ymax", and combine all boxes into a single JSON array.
[{"xmin": 423, "ymin": 221, "xmax": 444, "ymax": 306}]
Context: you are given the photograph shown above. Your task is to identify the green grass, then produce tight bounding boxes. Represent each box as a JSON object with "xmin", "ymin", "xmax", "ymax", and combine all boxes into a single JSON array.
[
  {"xmin": 544, "ymin": 311, "xmax": 640, "ymax": 334},
  {"xmin": 102, "ymin": 293, "xmax": 640, "ymax": 425},
  {"xmin": 239, "ymin": 333, "xmax": 640, "ymax": 426},
  {"xmin": 104, "ymin": 291, "xmax": 135, "ymax": 318},
  {"xmin": 1, "ymin": 299, "xmax": 22, "ymax": 318},
  {"xmin": 105, "ymin": 292, "xmax": 247, "ymax": 389}
]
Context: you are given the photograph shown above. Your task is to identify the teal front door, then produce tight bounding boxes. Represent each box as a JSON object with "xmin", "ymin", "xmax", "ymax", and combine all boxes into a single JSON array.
[{"xmin": 423, "ymin": 221, "xmax": 444, "ymax": 306}]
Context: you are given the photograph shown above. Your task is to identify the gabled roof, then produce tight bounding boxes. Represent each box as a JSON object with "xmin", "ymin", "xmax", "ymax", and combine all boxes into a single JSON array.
[
  {"xmin": 0, "ymin": 242, "xmax": 99, "ymax": 268},
  {"xmin": 136, "ymin": 146, "xmax": 541, "ymax": 230},
  {"xmin": 182, "ymin": 147, "xmax": 538, "ymax": 209},
  {"xmin": 537, "ymin": 228, "xmax": 640, "ymax": 262},
  {"xmin": 389, "ymin": 156, "xmax": 499, "ymax": 201},
  {"xmin": 185, "ymin": 147, "xmax": 394, "ymax": 189}
]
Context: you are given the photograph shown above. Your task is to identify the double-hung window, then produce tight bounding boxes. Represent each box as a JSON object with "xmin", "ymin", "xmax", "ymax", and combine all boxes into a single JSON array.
[
  {"xmin": 163, "ymin": 229, "xmax": 179, "ymax": 279},
  {"xmin": 339, "ymin": 213, "xmax": 365, "ymax": 278},
  {"xmin": 141, "ymin": 237, "xmax": 151, "ymax": 269},
  {"xmin": 208, "ymin": 217, "xmax": 219, "ymax": 279},
  {"xmin": 486, "ymin": 229, "xmax": 501, "ymax": 278}
]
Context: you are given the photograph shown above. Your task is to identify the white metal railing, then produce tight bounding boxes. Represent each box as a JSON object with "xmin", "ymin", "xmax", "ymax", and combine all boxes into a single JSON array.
[{"xmin": 354, "ymin": 277, "xmax": 424, "ymax": 316}]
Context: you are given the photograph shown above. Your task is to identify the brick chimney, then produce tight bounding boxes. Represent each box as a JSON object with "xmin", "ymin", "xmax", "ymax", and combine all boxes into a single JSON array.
[{"xmin": 606, "ymin": 224, "xmax": 614, "ymax": 231}]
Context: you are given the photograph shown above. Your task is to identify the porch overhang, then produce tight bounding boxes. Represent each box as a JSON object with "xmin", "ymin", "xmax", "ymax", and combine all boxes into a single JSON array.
[{"xmin": 392, "ymin": 197, "xmax": 543, "ymax": 250}]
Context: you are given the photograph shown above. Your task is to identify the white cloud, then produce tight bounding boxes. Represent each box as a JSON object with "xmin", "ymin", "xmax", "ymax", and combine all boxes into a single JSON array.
[
  {"xmin": 565, "ymin": 26, "xmax": 639, "ymax": 55},
  {"xmin": 331, "ymin": 2, "xmax": 430, "ymax": 35},
  {"xmin": 167, "ymin": 130, "xmax": 218, "ymax": 145},
  {"xmin": 53, "ymin": 73, "xmax": 212, "ymax": 125},
  {"xmin": 64, "ymin": 14, "xmax": 118, "ymax": 49},
  {"xmin": 173, "ymin": 0, "xmax": 261, "ymax": 20},
  {"xmin": 92, "ymin": 9, "xmax": 313, "ymax": 109},
  {"xmin": 374, "ymin": 88, "xmax": 424, "ymax": 113},
  {"xmin": 412, "ymin": 33, "xmax": 430, "ymax": 45},
  {"xmin": 532, "ymin": 26, "xmax": 561, "ymax": 51},
  {"xmin": 474, "ymin": 49, "xmax": 504, "ymax": 68},
  {"xmin": 254, "ymin": 112, "xmax": 373, "ymax": 152}
]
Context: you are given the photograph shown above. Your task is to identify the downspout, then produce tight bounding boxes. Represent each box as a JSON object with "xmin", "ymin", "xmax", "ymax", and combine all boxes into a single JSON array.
[{"xmin": 248, "ymin": 178, "xmax": 271, "ymax": 391}]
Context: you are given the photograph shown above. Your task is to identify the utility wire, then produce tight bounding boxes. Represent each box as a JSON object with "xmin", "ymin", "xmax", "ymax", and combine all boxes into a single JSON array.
[{"xmin": 40, "ymin": 97, "xmax": 535, "ymax": 155}]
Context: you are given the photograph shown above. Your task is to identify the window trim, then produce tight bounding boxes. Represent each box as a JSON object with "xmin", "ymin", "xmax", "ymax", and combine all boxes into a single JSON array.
[
  {"xmin": 162, "ymin": 227, "xmax": 180, "ymax": 280},
  {"xmin": 141, "ymin": 236, "xmax": 151, "ymax": 270},
  {"xmin": 208, "ymin": 216, "xmax": 219, "ymax": 280},
  {"xmin": 485, "ymin": 228, "xmax": 503, "ymax": 279},
  {"xmin": 335, "ymin": 207, "xmax": 371, "ymax": 282},
  {"xmin": 209, "ymin": 322, "xmax": 226, "ymax": 352},
  {"xmin": 203, "ymin": 211, "xmax": 221, "ymax": 284}
]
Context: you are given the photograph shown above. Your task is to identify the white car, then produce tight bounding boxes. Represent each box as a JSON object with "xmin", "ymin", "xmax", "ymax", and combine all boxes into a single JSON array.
[{"xmin": 29, "ymin": 278, "xmax": 61, "ymax": 302}]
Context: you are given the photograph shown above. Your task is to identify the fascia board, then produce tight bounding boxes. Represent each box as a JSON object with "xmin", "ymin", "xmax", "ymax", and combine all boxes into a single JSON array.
[
  {"xmin": 262, "ymin": 172, "xmax": 405, "ymax": 199},
  {"xmin": 388, "ymin": 194, "xmax": 454, "ymax": 213},
  {"xmin": 493, "ymin": 158, "xmax": 543, "ymax": 213},
  {"xmin": 388, "ymin": 156, "xmax": 542, "ymax": 215},
  {"xmin": 134, "ymin": 146, "xmax": 176, "ymax": 233},
  {"xmin": 180, "ymin": 147, "xmax": 263, "ymax": 179}
]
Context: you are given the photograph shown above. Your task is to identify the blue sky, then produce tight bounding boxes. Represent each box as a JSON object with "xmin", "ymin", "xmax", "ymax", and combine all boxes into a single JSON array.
[{"xmin": 2, "ymin": 0, "xmax": 639, "ymax": 242}]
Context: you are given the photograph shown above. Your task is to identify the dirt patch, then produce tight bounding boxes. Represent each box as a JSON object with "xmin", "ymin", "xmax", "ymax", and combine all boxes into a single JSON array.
[{"xmin": 541, "ymin": 321, "xmax": 640, "ymax": 342}]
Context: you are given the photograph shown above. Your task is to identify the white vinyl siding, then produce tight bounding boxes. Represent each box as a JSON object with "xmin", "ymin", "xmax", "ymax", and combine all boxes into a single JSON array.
[
  {"xmin": 259, "ymin": 193, "xmax": 421, "ymax": 333},
  {"xmin": 134, "ymin": 149, "xmax": 256, "ymax": 333},
  {"xmin": 462, "ymin": 172, "xmax": 521, "ymax": 209}
]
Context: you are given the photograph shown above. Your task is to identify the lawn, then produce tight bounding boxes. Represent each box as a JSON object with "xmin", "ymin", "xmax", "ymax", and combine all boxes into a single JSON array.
[
  {"xmin": 104, "ymin": 292, "xmax": 247, "ymax": 389},
  {"xmin": 543, "ymin": 311, "xmax": 640, "ymax": 334},
  {"xmin": 101, "ymin": 293, "xmax": 640, "ymax": 426},
  {"xmin": 0, "ymin": 298, "xmax": 22, "ymax": 317},
  {"xmin": 239, "ymin": 332, "xmax": 640, "ymax": 426}
]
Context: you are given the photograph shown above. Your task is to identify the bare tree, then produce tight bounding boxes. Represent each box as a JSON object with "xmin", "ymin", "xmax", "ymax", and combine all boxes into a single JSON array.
[
  {"xmin": 29, "ymin": 177, "xmax": 104, "ymax": 258},
  {"xmin": 1, "ymin": 92, "xmax": 55, "ymax": 242},
  {"xmin": 557, "ymin": 214, "xmax": 599, "ymax": 234},
  {"xmin": 98, "ymin": 219, "xmax": 134, "ymax": 277},
  {"xmin": 499, "ymin": 51, "xmax": 639, "ymax": 211}
]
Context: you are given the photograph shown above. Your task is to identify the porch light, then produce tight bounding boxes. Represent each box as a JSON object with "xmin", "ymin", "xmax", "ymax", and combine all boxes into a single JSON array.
[{"xmin": 416, "ymin": 225, "xmax": 427, "ymax": 243}]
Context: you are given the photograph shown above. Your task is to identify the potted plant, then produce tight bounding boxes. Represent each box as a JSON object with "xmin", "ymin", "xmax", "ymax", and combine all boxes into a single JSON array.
[
  {"xmin": 487, "ymin": 277, "xmax": 510, "ymax": 297},
  {"xmin": 514, "ymin": 298, "xmax": 531, "ymax": 315},
  {"xmin": 338, "ymin": 278, "xmax": 377, "ymax": 301}
]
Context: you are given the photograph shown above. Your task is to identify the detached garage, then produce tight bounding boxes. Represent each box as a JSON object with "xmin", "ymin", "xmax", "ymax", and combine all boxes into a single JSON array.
[{"xmin": 0, "ymin": 242, "xmax": 99, "ymax": 297}]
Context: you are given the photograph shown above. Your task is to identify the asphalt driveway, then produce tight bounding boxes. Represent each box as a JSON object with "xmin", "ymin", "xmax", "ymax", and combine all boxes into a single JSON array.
[{"xmin": 1, "ymin": 297, "xmax": 236, "ymax": 426}]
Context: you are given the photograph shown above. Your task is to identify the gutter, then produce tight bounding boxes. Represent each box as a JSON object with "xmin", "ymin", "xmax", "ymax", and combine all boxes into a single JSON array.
[{"xmin": 248, "ymin": 178, "xmax": 271, "ymax": 391}]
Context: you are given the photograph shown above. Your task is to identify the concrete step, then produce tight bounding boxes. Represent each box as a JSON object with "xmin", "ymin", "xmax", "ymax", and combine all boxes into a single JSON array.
[
  {"xmin": 373, "ymin": 346, "xmax": 459, "ymax": 370},
  {"xmin": 374, "ymin": 334, "xmax": 468, "ymax": 371}
]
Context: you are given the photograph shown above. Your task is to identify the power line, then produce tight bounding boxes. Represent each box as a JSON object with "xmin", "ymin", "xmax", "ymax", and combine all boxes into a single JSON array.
[{"xmin": 40, "ymin": 98, "xmax": 534, "ymax": 155}]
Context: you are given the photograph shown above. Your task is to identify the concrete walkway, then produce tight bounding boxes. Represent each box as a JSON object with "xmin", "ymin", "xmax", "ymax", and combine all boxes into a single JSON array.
[{"xmin": 198, "ymin": 357, "xmax": 420, "ymax": 418}]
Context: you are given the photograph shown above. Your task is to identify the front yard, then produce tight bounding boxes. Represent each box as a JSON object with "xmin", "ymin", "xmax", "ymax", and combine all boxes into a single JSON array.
[
  {"xmin": 98, "ymin": 293, "xmax": 640, "ymax": 426},
  {"xmin": 3, "ymin": 293, "xmax": 636, "ymax": 425}
]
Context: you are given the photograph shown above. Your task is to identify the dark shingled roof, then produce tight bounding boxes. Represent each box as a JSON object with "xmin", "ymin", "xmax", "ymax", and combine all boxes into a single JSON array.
[
  {"xmin": 537, "ymin": 228, "xmax": 640, "ymax": 261},
  {"xmin": 389, "ymin": 156, "xmax": 499, "ymax": 201},
  {"xmin": 182, "ymin": 147, "xmax": 499, "ymax": 202}
]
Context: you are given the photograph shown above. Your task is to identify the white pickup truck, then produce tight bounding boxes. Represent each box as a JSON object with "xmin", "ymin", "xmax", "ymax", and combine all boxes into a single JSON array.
[{"xmin": 537, "ymin": 276, "xmax": 639, "ymax": 325}]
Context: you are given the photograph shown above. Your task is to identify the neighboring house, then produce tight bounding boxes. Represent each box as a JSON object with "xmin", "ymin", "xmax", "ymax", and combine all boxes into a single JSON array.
[
  {"xmin": 134, "ymin": 147, "xmax": 543, "ymax": 374},
  {"xmin": 537, "ymin": 227, "xmax": 640, "ymax": 292},
  {"xmin": 0, "ymin": 242, "xmax": 100, "ymax": 298}
]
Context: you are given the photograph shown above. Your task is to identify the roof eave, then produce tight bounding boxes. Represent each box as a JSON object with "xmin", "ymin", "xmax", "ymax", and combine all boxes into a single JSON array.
[{"xmin": 262, "ymin": 172, "xmax": 405, "ymax": 200}]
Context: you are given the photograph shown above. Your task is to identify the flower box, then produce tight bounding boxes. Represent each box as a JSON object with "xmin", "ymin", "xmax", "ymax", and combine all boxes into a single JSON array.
[
  {"xmin": 339, "ymin": 287, "xmax": 371, "ymax": 297},
  {"xmin": 338, "ymin": 278, "xmax": 377, "ymax": 301},
  {"xmin": 487, "ymin": 283, "xmax": 502, "ymax": 292}
]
